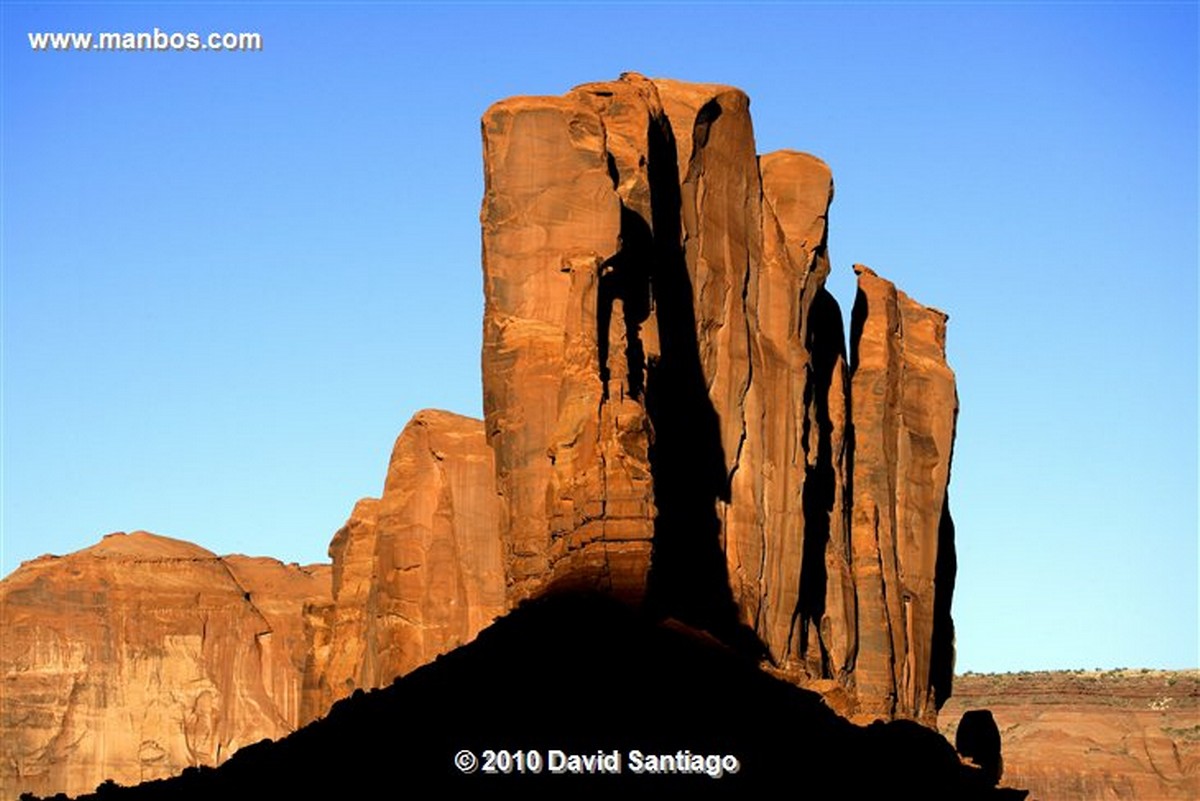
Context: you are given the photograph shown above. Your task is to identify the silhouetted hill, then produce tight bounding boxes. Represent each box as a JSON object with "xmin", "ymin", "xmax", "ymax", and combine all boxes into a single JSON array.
[{"xmin": 38, "ymin": 593, "xmax": 1026, "ymax": 800}]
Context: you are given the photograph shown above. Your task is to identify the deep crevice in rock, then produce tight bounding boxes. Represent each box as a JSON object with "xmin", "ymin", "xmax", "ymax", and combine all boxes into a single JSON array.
[
  {"xmin": 598, "ymin": 206, "xmax": 651, "ymax": 403},
  {"xmin": 640, "ymin": 110, "xmax": 763, "ymax": 658},
  {"xmin": 930, "ymin": 491, "xmax": 957, "ymax": 710},
  {"xmin": 797, "ymin": 288, "xmax": 847, "ymax": 670}
]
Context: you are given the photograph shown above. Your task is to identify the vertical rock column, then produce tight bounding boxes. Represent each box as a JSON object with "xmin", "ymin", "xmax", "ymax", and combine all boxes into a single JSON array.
[
  {"xmin": 480, "ymin": 74, "xmax": 766, "ymax": 628},
  {"xmin": 639, "ymin": 78, "xmax": 759, "ymax": 635},
  {"xmin": 848, "ymin": 264, "xmax": 958, "ymax": 724},
  {"xmin": 481, "ymin": 80, "xmax": 660, "ymax": 605},
  {"xmin": 731, "ymin": 150, "xmax": 857, "ymax": 698}
]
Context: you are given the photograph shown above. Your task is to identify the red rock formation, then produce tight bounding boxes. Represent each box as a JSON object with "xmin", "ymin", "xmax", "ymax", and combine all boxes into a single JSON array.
[
  {"xmin": 480, "ymin": 77, "xmax": 659, "ymax": 606},
  {"xmin": 729, "ymin": 151, "xmax": 856, "ymax": 690},
  {"xmin": 1, "ymin": 80, "xmax": 965, "ymax": 801},
  {"xmin": 480, "ymin": 74, "xmax": 958, "ymax": 724},
  {"xmin": 849, "ymin": 264, "xmax": 958, "ymax": 724},
  {"xmin": 0, "ymin": 532, "xmax": 330, "ymax": 800},
  {"xmin": 301, "ymin": 410, "xmax": 505, "ymax": 722}
]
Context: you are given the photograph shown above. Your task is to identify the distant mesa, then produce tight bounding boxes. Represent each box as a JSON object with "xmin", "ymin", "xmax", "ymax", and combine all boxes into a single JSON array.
[
  {"xmin": 3, "ymin": 73, "xmax": 986, "ymax": 800},
  {"xmin": 0, "ymin": 532, "xmax": 330, "ymax": 799},
  {"xmin": 942, "ymin": 671, "xmax": 1200, "ymax": 800}
]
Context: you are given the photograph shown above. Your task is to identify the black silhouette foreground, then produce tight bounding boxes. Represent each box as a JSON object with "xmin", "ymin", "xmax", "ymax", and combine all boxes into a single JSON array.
[{"xmin": 28, "ymin": 593, "xmax": 1028, "ymax": 800}]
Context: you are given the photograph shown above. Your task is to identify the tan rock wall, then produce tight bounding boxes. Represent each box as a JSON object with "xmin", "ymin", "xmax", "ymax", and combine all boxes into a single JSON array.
[{"xmin": 481, "ymin": 80, "xmax": 656, "ymax": 605}]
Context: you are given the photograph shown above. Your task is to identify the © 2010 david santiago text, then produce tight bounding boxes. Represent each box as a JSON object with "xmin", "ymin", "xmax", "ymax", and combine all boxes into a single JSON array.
[{"xmin": 453, "ymin": 748, "xmax": 741, "ymax": 778}]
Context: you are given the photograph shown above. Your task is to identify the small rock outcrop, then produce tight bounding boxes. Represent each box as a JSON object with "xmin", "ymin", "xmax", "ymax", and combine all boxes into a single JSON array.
[
  {"xmin": 0, "ymin": 532, "xmax": 330, "ymax": 800},
  {"xmin": 955, "ymin": 709, "xmax": 1004, "ymax": 786},
  {"xmin": 301, "ymin": 410, "xmax": 505, "ymax": 722}
]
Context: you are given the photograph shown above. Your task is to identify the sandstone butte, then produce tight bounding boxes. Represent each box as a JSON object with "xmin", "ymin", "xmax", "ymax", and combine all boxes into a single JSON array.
[
  {"xmin": 477, "ymin": 73, "xmax": 957, "ymax": 724},
  {"xmin": 2, "ymin": 73, "xmax": 971, "ymax": 800}
]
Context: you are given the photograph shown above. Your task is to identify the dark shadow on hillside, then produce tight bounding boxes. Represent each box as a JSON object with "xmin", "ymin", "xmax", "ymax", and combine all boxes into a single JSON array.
[{"xmin": 40, "ymin": 592, "xmax": 1028, "ymax": 801}]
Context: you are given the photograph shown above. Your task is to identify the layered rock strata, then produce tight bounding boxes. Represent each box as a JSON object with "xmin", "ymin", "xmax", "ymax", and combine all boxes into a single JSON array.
[
  {"xmin": 0, "ymin": 532, "xmax": 330, "ymax": 800},
  {"xmin": 480, "ymin": 73, "xmax": 958, "ymax": 724},
  {"xmin": 480, "ymin": 75, "xmax": 659, "ymax": 606},
  {"xmin": 941, "ymin": 670, "xmax": 1200, "ymax": 801},
  {"xmin": 301, "ymin": 410, "xmax": 505, "ymax": 723}
]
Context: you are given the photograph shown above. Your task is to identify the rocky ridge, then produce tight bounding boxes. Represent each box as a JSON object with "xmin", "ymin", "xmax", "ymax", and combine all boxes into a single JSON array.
[{"xmin": 300, "ymin": 410, "xmax": 505, "ymax": 722}]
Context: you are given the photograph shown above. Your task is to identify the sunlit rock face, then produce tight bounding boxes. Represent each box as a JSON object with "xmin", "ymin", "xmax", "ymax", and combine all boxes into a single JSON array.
[
  {"xmin": 0, "ymin": 532, "xmax": 330, "ymax": 800},
  {"xmin": 847, "ymin": 264, "xmax": 958, "ymax": 724},
  {"xmin": 479, "ymin": 73, "xmax": 958, "ymax": 724},
  {"xmin": 301, "ymin": 410, "xmax": 506, "ymax": 723}
]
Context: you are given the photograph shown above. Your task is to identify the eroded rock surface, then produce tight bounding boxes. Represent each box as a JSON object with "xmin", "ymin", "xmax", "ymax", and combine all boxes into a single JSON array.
[
  {"xmin": 0, "ymin": 532, "xmax": 330, "ymax": 800},
  {"xmin": 479, "ymin": 73, "xmax": 958, "ymax": 724},
  {"xmin": 302, "ymin": 410, "xmax": 504, "ymax": 722},
  {"xmin": 480, "ymin": 77, "xmax": 657, "ymax": 606},
  {"xmin": 848, "ymin": 264, "xmax": 958, "ymax": 724}
]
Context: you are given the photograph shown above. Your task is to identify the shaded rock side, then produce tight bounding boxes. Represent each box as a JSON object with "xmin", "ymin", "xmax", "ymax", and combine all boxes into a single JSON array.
[
  {"xmin": 0, "ymin": 532, "xmax": 330, "ymax": 801},
  {"xmin": 301, "ymin": 410, "xmax": 504, "ymax": 723},
  {"xmin": 849, "ymin": 264, "xmax": 958, "ymax": 725}
]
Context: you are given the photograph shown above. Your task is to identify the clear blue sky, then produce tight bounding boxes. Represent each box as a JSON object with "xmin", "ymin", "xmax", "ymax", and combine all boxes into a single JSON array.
[{"xmin": 2, "ymin": 3, "xmax": 1195, "ymax": 673}]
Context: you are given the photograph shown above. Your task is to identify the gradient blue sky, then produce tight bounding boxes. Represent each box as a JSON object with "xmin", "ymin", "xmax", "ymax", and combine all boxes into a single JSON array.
[{"xmin": 2, "ymin": 2, "xmax": 1195, "ymax": 673}]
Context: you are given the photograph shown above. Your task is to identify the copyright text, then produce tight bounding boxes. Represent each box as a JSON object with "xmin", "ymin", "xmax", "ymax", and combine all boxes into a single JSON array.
[{"xmin": 454, "ymin": 748, "xmax": 741, "ymax": 778}]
